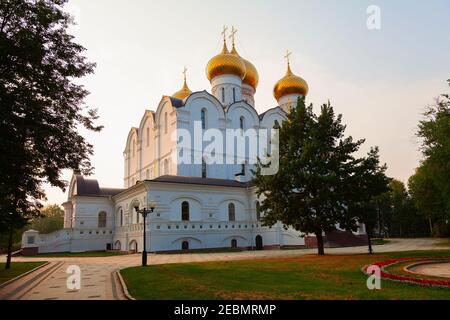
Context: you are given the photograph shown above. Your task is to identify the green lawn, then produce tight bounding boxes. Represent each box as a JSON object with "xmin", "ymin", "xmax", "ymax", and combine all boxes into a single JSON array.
[
  {"xmin": 120, "ymin": 250, "xmax": 450, "ymax": 300},
  {"xmin": 0, "ymin": 262, "xmax": 46, "ymax": 285},
  {"xmin": 34, "ymin": 251, "xmax": 127, "ymax": 257}
]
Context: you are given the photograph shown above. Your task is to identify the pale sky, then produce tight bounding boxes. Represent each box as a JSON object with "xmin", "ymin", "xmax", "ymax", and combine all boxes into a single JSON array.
[{"xmin": 44, "ymin": 0, "xmax": 450, "ymax": 205}]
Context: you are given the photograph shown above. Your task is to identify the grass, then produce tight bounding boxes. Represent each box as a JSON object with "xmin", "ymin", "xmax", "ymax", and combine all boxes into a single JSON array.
[
  {"xmin": 120, "ymin": 250, "xmax": 450, "ymax": 300},
  {"xmin": 0, "ymin": 262, "xmax": 46, "ymax": 285},
  {"xmin": 33, "ymin": 251, "xmax": 127, "ymax": 257}
]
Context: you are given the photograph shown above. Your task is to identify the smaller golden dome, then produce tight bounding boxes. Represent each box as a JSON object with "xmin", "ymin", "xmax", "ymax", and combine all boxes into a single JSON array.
[
  {"xmin": 273, "ymin": 63, "xmax": 309, "ymax": 101},
  {"xmin": 172, "ymin": 69, "xmax": 192, "ymax": 100},
  {"xmin": 206, "ymin": 41, "xmax": 246, "ymax": 81},
  {"xmin": 230, "ymin": 45, "xmax": 259, "ymax": 90}
]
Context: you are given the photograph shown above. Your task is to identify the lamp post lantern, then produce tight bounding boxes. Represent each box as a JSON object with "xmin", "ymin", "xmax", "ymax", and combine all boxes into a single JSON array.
[{"xmin": 134, "ymin": 199, "xmax": 156, "ymax": 266}]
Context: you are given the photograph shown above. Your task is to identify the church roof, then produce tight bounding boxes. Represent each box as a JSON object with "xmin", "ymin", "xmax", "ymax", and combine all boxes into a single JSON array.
[
  {"xmin": 169, "ymin": 96, "xmax": 184, "ymax": 108},
  {"xmin": 72, "ymin": 175, "xmax": 124, "ymax": 197},
  {"xmin": 150, "ymin": 175, "xmax": 250, "ymax": 188}
]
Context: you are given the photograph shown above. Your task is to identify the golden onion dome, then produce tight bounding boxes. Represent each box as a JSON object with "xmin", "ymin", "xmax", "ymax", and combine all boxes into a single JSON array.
[
  {"xmin": 172, "ymin": 72, "xmax": 192, "ymax": 100},
  {"xmin": 230, "ymin": 45, "xmax": 259, "ymax": 90},
  {"xmin": 273, "ymin": 63, "xmax": 309, "ymax": 101},
  {"xmin": 206, "ymin": 41, "xmax": 246, "ymax": 81}
]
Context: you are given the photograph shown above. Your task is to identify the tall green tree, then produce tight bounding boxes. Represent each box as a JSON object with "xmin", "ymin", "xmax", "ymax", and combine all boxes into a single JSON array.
[
  {"xmin": 0, "ymin": 0, "xmax": 102, "ymax": 269},
  {"xmin": 407, "ymin": 79, "xmax": 450, "ymax": 237},
  {"xmin": 344, "ymin": 148, "xmax": 390, "ymax": 254},
  {"xmin": 253, "ymin": 98, "xmax": 388, "ymax": 255},
  {"xmin": 416, "ymin": 80, "xmax": 450, "ymax": 214},
  {"xmin": 408, "ymin": 164, "xmax": 447, "ymax": 236}
]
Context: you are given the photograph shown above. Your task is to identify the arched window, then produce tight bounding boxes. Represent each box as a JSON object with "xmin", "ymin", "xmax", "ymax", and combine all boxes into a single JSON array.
[
  {"xmin": 228, "ymin": 203, "xmax": 235, "ymax": 221},
  {"xmin": 136, "ymin": 210, "xmax": 140, "ymax": 224},
  {"xmin": 231, "ymin": 239, "xmax": 237, "ymax": 248},
  {"xmin": 201, "ymin": 108, "xmax": 207, "ymax": 130},
  {"xmin": 256, "ymin": 201, "xmax": 261, "ymax": 221},
  {"xmin": 181, "ymin": 201, "xmax": 190, "ymax": 221},
  {"xmin": 146, "ymin": 127, "xmax": 150, "ymax": 147},
  {"xmin": 221, "ymin": 87, "xmax": 225, "ymax": 103},
  {"xmin": 164, "ymin": 159, "xmax": 169, "ymax": 175},
  {"xmin": 164, "ymin": 112, "xmax": 168, "ymax": 134},
  {"xmin": 98, "ymin": 211, "xmax": 107, "ymax": 228},
  {"xmin": 232, "ymin": 87, "xmax": 236, "ymax": 102},
  {"xmin": 182, "ymin": 241, "xmax": 189, "ymax": 250},
  {"xmin": 239, "ymin": 116, "xmax": 245, "ymax": 131},
  {"xmin": 201, "ymin": 157, "xmax": 207, "ymax": 178},
  {"xmin": 241, "ymin": 161, "xmax": 246, "ymax": 176},
  {"xmin": 132, "ymin": 139, "xmax": 135, "ymax": 157}
]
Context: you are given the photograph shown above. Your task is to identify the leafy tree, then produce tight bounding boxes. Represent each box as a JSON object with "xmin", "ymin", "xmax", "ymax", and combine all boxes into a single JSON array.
[
  {"xmin": 253, "ymin": 98, "xmax": 388, "ymax": 255},
  {"xmin": 416, "ymin": 80, "xmax": 450, "ymax": 215},
  {"xmin": 0, "ymin": 0, "xmax": 102, "ymax": 269},
  {"xmin": 344, "ymin": 149, "xmax": 390, "ymax": 254},
  {"xmin": 29, "ymin": 204, "xmax": 64, "ymax": 234},
  {"xmin": 408, "ymin": 163, "xmax": 448, "ymax": 237}
]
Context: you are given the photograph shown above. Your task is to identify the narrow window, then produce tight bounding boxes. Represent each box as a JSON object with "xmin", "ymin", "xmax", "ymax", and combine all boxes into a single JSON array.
[
  {"xmin": 202, "ymin": 157, "xmax": 207, "ymax": 178},
  {"xmin": 228, "ymin": 203, "xmax": 235, "ymax": 221},
  {"xmin": 146, "ymin": 127, "xmax": 150, "ymax": 147},
  {"xmin": 231, "ymin": 239, "xmax": 237, "ymax": 248},
  {"xmin": 256, "ymin": 201, "xmax": 261, "ymax": 221},
  {"xmin": 164, "ymin": 159, "xmax": 169, "ymax": 175},
  {"xmin": 120, "ymin": 210, "xmax": 123, "ymax": 226},
  {"xmin": 181, "ymin": 201, "xmax": 190, "ymax": 221},
  {"xmin": 132, "ymin": 139, "xmax": 135, "ymax": 157},
  {"xmin": 164, "ymin": 112, "xmax": 168, "ymax": 134},
  {"xmin": 98, "ymin": 211, "xmax": 107, "ymax": 228},
  {"xmin": 240, "ymin": 116, "xmax": 244, "ymax": 131},
  {"xmin": 232, "ymin": 87, "xmax": 236, "ymax": 102},
  {"xmin": 201, "ymin": 109, "xmax": 207, "ymax": 130},
  {"xmin": 221, "ymin": 87, "xmax": 225, "ymax": 103}
]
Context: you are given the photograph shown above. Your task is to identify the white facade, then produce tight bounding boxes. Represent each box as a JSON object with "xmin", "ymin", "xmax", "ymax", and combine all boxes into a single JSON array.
[
  {"xmin": 21, "ymin": 36, "xmax": 366, "ymax": 255},
  {"xmin": 21, "ymin": 78, "xmax": 309, "ymax": 254}
]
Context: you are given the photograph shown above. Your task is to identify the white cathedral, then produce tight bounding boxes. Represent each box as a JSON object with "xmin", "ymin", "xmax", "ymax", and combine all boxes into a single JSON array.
[{"xmin": 22, "ymin": 29, "xmax": 366, "ymax": 255}]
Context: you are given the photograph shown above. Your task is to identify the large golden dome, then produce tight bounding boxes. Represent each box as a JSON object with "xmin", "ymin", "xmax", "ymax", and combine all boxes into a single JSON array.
[
  {"xmin": 172, "ymin": 72, "xmax": 192, "ymax": 100},
  {"xmin": 230, "ymin": 45, "xmax": 259, "ymax": 90},
  {"xmin": 273, "ymin": 63, "xmax": 309, "ymax": 100},
  {"xmin": 206, "ymin": 41, "xmax": 246, "ymax": 81}
]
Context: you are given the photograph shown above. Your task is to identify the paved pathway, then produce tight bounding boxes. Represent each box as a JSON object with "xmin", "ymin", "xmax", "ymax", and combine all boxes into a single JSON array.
[{"xmin": 1, "ymin": 238, "xmax": 448, "ymax": 300}]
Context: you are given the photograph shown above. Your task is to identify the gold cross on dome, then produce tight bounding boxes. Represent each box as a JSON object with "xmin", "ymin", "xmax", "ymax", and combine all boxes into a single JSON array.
[
  {"xmin": 182, "ymin": 66, "xmax": 187, "ymax": 80},
  {"xmin": 221, "ymin": 25, "xmax": 228, "ymax": 41},
  {"xmin": 284, "ymin": 50, "xmax": 292, "ymax": 64},
  {"xmin": 229, "ymin": 26, "xmax": 238, "ymax": 45}
]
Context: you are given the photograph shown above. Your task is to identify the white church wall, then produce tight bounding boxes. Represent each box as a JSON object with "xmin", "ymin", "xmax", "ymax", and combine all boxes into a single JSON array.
[
  {"xmin": 176, "ymin": 92, "xmax": 227, "ymax": 179},
  {"xmin": 138, "ymin": 110, "xmax": 156, "ymax": 180}
]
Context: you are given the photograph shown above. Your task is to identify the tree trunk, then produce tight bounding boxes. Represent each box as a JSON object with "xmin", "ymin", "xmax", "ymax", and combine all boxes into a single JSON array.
[
  {"xmin": 5, "ymin": 224, "xmax": 13, "ymax": 270},
  {"xmin": 367, "ymin": 231, "xmax": 373, "ymax": 255},
  {"xmin": 315, "ymin": 231, "xmax": 325, "ymax": 255}
]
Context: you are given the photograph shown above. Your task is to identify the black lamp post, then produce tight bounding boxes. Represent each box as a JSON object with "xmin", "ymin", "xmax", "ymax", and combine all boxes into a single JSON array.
[{"xmin": 134, "ymin": 200, "xmax": 155, "ymax": 266}]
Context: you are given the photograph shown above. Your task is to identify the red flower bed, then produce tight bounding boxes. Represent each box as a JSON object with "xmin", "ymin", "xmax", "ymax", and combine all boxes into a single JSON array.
[{"xmin": 364, "ymin": 257, "xmax": 450, "ymax": 288}]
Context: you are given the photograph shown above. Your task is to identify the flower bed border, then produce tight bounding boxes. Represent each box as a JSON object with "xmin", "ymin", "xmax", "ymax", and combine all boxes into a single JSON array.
[{"xmin": 363, "ymin": 257, "xmax": 450, "ymax": 288}]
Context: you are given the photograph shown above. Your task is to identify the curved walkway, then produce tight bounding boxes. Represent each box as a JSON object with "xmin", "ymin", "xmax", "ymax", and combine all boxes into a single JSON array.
[{"xmin": 0, "ymin": 238, "xmax": 448, "ymax": 300}]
